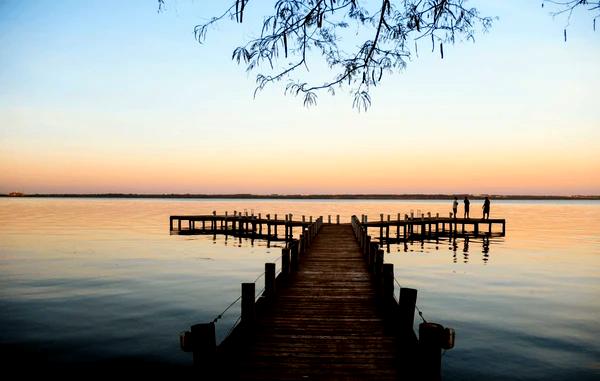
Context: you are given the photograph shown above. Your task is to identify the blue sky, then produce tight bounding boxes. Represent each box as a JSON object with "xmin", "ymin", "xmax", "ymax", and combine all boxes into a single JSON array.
[{"xmin": 0, "ymin": 0, "xmax": 599, "ymax": 194}]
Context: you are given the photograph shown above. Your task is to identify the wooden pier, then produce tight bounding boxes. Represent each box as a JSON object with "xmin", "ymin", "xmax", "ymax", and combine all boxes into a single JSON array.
[
  {"xmin": 170, "ymin": 212, "xmax": 505, "ymax": 244},
  {"xmin": 179, "ymin": 215, "xmax": 458, "ymax": 380},
  {"xmin": 169, "ymin": 212, "xmax": 332, "ymax": 241},
  {"xmin": 361, "ymin": 213, "xmax": 505, "ymax": 244}
]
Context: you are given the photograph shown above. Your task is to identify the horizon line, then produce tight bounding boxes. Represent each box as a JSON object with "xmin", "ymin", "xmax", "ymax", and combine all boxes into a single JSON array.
[{"xmin": 2, "ymin": 193, "xmax": 600, "ymax": 200}]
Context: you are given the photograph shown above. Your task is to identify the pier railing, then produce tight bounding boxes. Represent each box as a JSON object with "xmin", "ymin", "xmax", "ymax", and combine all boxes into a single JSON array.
[
  {"xmin": 351, "ymin": 215, "xmax": 455, "ymax": 380},
  {"xmin": 179, "ymin": 216, "xmax": 324, "ymax": 365},
  {"xmin": 170, "ymin": 211, "xmax": 328, "ymax": 241},
  {"xmin": 358, "ymin": 212, "xmax": 506, "ymax": 244}
]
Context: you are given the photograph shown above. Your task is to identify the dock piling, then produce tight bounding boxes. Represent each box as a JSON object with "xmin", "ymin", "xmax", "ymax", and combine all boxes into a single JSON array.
[
  {"xmin": 265, "ymin": 263, "xmax": 276, "ymax": 299},
  {"xmin": 398, "ymin": 288, "xmax": 417, "ymax": 335},
  {"xmin": 419, "ymin": 322, "xmax": 444, "ymax": 381},
  {"xmin": 281, "ymin": 248, "xmax": 290, "ymax": 276},
  {"xmin": 241, "ymin": 283, "xmax": 255, "ymax": 326},
  {"xmin": 190, "ymin": 322, "xmax": 216, "ymax": 371}
]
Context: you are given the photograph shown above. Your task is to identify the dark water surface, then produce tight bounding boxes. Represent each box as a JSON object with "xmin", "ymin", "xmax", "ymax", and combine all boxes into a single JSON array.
[{"xmin": 0, "ymin": 198, "xmax": 598, "ymax": 379}]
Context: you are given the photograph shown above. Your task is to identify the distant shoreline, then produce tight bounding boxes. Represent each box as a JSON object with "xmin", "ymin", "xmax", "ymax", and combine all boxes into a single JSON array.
[{"xmin": 2, "ymin": 193, "xmax": 599, "ymax": 200}]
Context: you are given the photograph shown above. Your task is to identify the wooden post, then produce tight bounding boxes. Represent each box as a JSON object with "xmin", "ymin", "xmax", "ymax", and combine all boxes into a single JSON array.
[
  {"xmin": 419, "ymin": 322, "xmax": 444, "ymax": 381},
  {"xmin": 241, "ymin": 283, "xmax": 255, "ymax": 326},
  {"xmin": 265, "ymin": 263, "xmax": 276, "ymax": 299},
  {"xmin": 310, "ymin": 216, "xmax": 313, "ymax": 223},
  {"xmin": 374, "ymin": 249, "xmax": 384, "ymax": 277},
  {"xmin": 298, "ymin": 234, "xmax": 304, "ymax": 255},
  {"xmin": 281, "ymin": 248, "xmax": 290, "ymax": 276},
  {"xmin": 502, "ymin": 221, "xmax": 506, "ymax": 235},
  {"xmin": 365, "ymin": 235, "xmax": 371, "ymax": 257},
  {"xmin": 336, "ymin": 215, "xmax": 340, "ymax": 224},
  {"xmin": 190, "ymin": 322, "xmax": 216, "ymax": 370},
  {"xmin": 328, "ymin": 215, "xmax": 331, "ymax": 224},
  {"xmin": 379, "ymin": 214, "xmax": 384, "ymax": 242},
  {"xmin": 474, "ymin": 222, "xmax": 479, "ymax": 236},
  {"xmin": 178, "ymin": 219, "xmax": 181, "ymax": 231},
  {"xmin": 290, "ymin": 242, "xmax": 299, "ymax": 271},
  {"xmin": 368, "ymin": 242, "xmax": 377, "ymax": 270},
  {"xmin": 398, "ymin": 288, "xmax": 417, "ymax": 335},
  {"xmin": 274, "ymin": 214, "xmax": 278, "ymax": 237},
  {"xmin": 382, "ymin": 263, "xmax": 394, "ymax": 302}
]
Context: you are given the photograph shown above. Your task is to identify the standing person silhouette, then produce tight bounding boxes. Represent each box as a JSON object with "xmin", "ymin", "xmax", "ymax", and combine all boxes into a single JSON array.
[
  {"xmin": 483, "ymin": 197, "xmax": 491, "ymax": 219},
  {"xmin": 464, "ymin": 196, "xmax": 470, "ymax": 218},
  {"xmin": 452, "ymin": 197, "xmax": 458, "ymax": 219}
]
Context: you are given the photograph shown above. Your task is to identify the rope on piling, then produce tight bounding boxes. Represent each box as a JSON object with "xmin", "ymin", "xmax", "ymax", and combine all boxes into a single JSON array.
[
  {"xmin": 394, "ymin": 276, "xmax": 427, "ymax": 323},
  {"xmin": 253, "ymin": 271, "xmax": 265, "ymax": 284},
  {"xmin": 211, "ymin": 295, "xmax": 242, "ymax": 324},
  {"xmin": 415, "ymin": 303, "xmax": 427, "ymax": 323},
  {"xmin": 224, "ymin": 315, "xmax": 242, "ymax": 340},
  {"xmin": 255, "ymin": 285, "xmax": 266, "ymax": 302}
]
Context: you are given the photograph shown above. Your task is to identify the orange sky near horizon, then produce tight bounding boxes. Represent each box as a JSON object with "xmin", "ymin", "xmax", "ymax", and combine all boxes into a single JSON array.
[{"xmin": 2, "ymin": 137, "xmax": 599, "ymax": 195}]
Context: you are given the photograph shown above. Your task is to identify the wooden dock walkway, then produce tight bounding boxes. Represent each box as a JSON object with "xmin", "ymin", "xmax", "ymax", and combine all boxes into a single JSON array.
[
  {"xmin": 231, "ymin": 224, "xmax": 399, "ymax": 380},
  {"xmin": 179, "ymin": 213, "xmax": 466, "ymax": 380}
]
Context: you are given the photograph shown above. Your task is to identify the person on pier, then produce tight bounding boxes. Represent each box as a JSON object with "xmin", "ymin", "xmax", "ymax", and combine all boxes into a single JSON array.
[
  {"xmin": 452, "ymin": 197, "xmax": 458, "ymax": 219},
  {"xmin": 483, "ymin": 197, "xmax": 491, "ymax": 219},
  {"xmin": 464, "ymin": 197, "xmax": 470, "ymax": 219}
]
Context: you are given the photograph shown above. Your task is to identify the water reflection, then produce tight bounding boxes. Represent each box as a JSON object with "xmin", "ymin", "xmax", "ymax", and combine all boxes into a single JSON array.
[
  {"xmin": 390, "ymin": 235, "xmax": 503, "ymax": 264},
  {"xmin": 1, "ymin": 198, "xmax": 599, "ymax": 381}
]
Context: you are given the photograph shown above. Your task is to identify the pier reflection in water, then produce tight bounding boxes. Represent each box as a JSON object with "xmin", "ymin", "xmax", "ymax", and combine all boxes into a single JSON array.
[{"xmin": 383, "ymin": 235, "xmax": 501, "ymax": 264}]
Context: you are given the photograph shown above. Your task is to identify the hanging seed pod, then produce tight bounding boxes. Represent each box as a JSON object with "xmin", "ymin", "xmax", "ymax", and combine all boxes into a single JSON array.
[
  {"xmin": 235, "ymin": 0, "xmax": 239, "ymax": 23},
  {"xmin": 416, "ymin": 16, "xmax": 420, "ymax": 32},
  {"xmin": 431, "ymin": 34, "xmax": 435, "ymax": 52},
  {"xmin": 415, "ymin": 40, "xmax": 419, "ymax": 58},
  {"xmin": 440, "ymin": 42, "xmax": 444, "ymax": 59},
  {"xmin": 564, "ymin": 29, "xmax": 567, "ymax": 42},
  {"xmin": 283, "ymin": 32, "xmax": 288, "ymax": 58}
]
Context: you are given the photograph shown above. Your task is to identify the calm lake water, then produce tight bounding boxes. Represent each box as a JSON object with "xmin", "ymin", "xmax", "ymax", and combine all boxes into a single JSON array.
[{"xmin": 0, "ymin": 198, "xmax": 598, "ymax": 379}]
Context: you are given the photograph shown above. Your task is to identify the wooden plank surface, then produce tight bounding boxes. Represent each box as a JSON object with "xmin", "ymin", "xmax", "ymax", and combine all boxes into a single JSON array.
[{"xmin": 232, "ymin": 224, "xmax": 399, "ymax": 380}]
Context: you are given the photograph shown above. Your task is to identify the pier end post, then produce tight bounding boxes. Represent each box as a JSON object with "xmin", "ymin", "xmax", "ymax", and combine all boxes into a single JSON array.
[
  {"xmin": 189, "ymin": 322, "xmax": 216, "ymax": 373},
  {"xmin": 419, "ymin": 322, "xmax": 444, "ymax": 381}
]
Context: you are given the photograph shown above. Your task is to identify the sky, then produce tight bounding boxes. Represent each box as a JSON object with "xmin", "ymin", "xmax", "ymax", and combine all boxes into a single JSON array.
[{"xmin": 0, "ymin": 0, "xmax": 599, "ymax": 195}]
